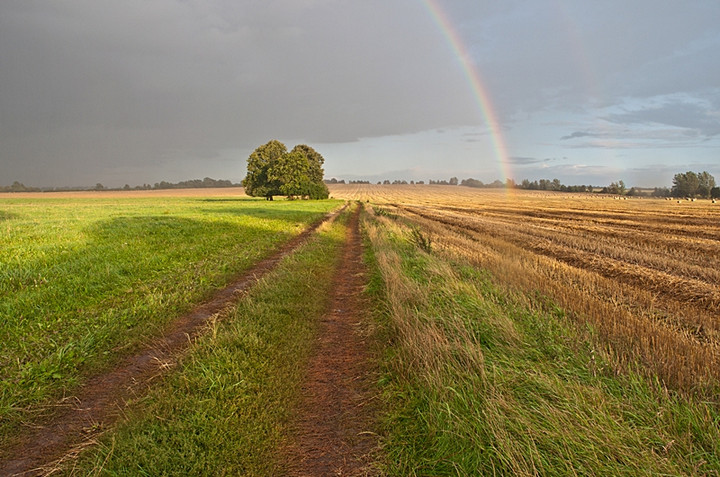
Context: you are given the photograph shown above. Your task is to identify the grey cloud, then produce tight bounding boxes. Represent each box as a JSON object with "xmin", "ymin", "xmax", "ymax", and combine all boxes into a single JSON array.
[
  {"xmin": 457, "ymin": 1, "xmax": 720, "ymax": 117},
  {"xmin": 462, "ymin": 130, "xmax": 490, "ymax": 142},
  {"xmin": 0, "ymin": 0, "xmax": 477, "ymax": 186},
  {"xmin": 507, "ymin": 156, "xmax": 551, "ymax": 165},
  {"xmin": 1, "ymin": 0, "xmax": 719, "ymax": 187},
  {"xmin": 560, "ymin": 131, "xmax": 602, "ymax": 140},
  {"xmin": 603, "ymin": 101, "xmax": 720, "ymax": 137}
]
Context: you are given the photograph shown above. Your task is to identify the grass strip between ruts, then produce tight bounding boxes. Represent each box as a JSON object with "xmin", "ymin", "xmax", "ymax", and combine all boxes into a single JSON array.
[{"xmin": 57, "ymin": 205, "xmax": 351, "ymax": 476}]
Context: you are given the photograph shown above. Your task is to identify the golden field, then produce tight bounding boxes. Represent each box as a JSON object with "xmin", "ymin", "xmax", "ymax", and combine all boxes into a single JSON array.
[{"xmin": 331, "ymin": 183, "xmax": 720, "ymax": 394}]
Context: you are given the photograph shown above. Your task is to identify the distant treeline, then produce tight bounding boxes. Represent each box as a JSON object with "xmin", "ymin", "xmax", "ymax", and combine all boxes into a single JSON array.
[
  {"xmin": 324, "ymin": 172, "xmax": 720, "ymax": 199},
  {"xmin": 458, "ymin": 177, "xmax": 679, "ymax": 197},
  {"xmin": 0, "ymin": 181, "xmax": 42, "ymax": 192},
  {"xmin": 141, "ymin": 177, "xmax": 239, "ymax": 190},
  {"xmin": 324, "ymin": 178, "xmax": 372, "ymax": 184},
  {"xmin": 0, "ymin": 177, "xmax": 240, "ymax": 193},
  {"xmin": 7, "ymin": 172, "xmax": 718, "ymax": 199}
]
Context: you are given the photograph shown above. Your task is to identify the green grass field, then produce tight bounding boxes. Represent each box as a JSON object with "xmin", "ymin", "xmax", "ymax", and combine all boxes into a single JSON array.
[
  {"xmin": 60, "ymin": 205, "xmax": 351, "ymax": 476},
  {"xmin": 0, "ymin": 194, "xmax": 340, "ymax": 446}
]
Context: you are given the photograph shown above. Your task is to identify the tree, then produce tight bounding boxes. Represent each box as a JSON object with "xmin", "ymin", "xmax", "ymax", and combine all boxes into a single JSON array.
[
  {"xmin": 606, "ymin": 180, "xmax": 626, "ymax": 195},
  {"xmin": 672, "ymin": 171, "xmax": 715, "ymax": 198},
  {"xmin": 651, "ymin": 187, "xmax": 671, "ymax": 198},
  {"xmin": 672, "ymin": 171, "xmax": 699, "ymax": 197},
  {"xmin": 290, "ymin": 144, "xmax": 325, "ymax": 184},
  {"xmin": 697, "ymin": 171, "xmax": 716, "ymax": 198},
  {"xmin": 242, "ymin": 140, "xmax": 329, "ymax": 200},
  {"xmin": 270, "ymin": 149, "xmax": 329, "ymax": 199},
  {"xmin": 461, "ymin": 178, "xmax": 484, "ymax": 188},
  {"xmin": 242, "ymin": 140, "xmax": 287, "ymax": 200}
]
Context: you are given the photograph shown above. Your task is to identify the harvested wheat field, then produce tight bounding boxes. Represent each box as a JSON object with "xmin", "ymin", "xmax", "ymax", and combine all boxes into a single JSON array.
[{"xmin": 333, "ymin": 183, "xmax": 720, "ymax": 395}]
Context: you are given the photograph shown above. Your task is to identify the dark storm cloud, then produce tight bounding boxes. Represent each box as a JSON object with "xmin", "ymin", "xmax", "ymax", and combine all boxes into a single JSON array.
[
  {"xmin": 0, "ymin": 0, "xmax": 476, "ymax": 186},
  {"xmin": 1, "ymin": 0, "xmax": 719, "ymax": 187}
]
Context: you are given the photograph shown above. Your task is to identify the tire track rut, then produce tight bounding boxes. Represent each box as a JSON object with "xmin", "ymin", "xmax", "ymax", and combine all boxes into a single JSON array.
[{"xmin": 286, "ymin": 204, "xmax": 379, "ymax": 476}]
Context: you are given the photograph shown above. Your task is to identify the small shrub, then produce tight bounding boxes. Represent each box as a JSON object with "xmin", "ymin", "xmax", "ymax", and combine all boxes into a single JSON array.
[
  {"xmin": 409, "ymin": 226, "xmax": 432, "ymax": 253},
  {"xmin": 373, "ymin": 207, "xmax": 397, "ymax": 220}
]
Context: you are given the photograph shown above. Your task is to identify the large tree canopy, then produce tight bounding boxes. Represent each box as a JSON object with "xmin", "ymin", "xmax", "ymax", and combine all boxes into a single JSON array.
[
  {"xmin": 671, "ymin": 171, "xmax": 716, "ymax": 198},
  {"xmin": 242, "ymin": 140, "xmax": 329, "ymax": 200}
]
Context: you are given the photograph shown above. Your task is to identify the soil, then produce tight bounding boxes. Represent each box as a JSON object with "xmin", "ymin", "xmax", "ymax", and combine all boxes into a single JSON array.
[
  {"xmin": 0, "ymin": 206, "xmax": 345, "ymax": 477},
  {"xmin": 285, "ymin": 205, "xmax": 380, "ymax": 476}
]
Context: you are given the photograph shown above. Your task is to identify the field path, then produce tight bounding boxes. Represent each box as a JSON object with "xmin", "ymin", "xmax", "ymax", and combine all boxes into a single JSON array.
[
  {"xmin": 285, "ymin": 205, "xmax": 379, "ymax": 476},
  {"xmin": 0, "ymin": 205, "xmax": 345, "ymax": 477}
]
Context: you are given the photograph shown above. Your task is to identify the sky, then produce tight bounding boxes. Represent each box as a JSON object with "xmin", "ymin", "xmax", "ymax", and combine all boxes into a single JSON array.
[{"xmin": 1, "ymin": 0, "xmax": 718, "ymax": 189}]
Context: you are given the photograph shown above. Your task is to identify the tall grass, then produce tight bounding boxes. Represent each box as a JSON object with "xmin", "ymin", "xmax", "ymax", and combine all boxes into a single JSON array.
[
  {"xmin": 0, "ymin": 196, "xmax": 339, "ymax": 447},
  {"xmin": 363, "ymin": 206, "xmax": 720, "ymax": 476}
]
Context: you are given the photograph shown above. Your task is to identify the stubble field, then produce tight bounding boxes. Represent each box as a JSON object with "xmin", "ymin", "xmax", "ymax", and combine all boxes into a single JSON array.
[
  {"xmin": 335, "ymin": 183, "xmax": 720, "ymax": 475},
  {"xmin": 332, "ymin": 183, "xmax": 720, "ymax": 393}
]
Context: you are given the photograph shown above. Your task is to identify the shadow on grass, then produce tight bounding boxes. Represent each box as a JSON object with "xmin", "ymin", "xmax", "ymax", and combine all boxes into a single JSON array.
[
  {"xmin": 86, "ymin": 215, "xmax": 259, "ymax": 244},
  {"xmin": 198, "ymin": 202, "xmax": 338, "ymax": 223},
  {"xmin": 0, "ymin": 212, "xmax": 304, "ymax": 441},
  {"xmin": 198, "ymin": 198, "xmax": 249, "ymax": 203},
  {"xmin": 197, "ymin": 197, "xmax": 324, "ymax": 203},
  {"xmin": 0, "ymin": 210, "xmax": 17, "ymax": 221}
]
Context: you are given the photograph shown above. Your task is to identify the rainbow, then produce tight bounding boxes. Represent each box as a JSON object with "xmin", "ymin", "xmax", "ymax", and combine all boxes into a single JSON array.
[{"xmin": 422, "ymin": 0, "xmax": 513, "ymax": 185}]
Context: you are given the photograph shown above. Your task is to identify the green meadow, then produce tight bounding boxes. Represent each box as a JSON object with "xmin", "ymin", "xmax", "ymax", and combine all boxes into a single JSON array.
[
  {"xmin": 63, "ymin": 206, "xmax": 351, "ymax": 476},
  {"xmin": 0, "ymin": 194, "xmax": 339, "ymax": 446}
]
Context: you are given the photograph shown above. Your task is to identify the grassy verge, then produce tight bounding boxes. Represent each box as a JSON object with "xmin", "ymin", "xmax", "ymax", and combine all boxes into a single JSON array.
[
  {"xmin": 0, "ymin": 196, "xmax": 340, "ymax": 445},
  {"xmin": 363, "ymin": 208, "xmax": 720, "ymax": 476},
  {"xmin": 57, "ymin": 205, "xmax": 351, "ymax": 475}
]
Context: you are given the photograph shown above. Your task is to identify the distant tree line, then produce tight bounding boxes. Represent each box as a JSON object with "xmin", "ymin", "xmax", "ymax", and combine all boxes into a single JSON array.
[
  {"xmin": 145, "ymin": 177, "xmax": 238, "ymax": 190},
  {"xmin": 6, "ymin": 169, "xmax": 717, "ymax": 199},
  {"xmin": 0, "ymin": 177, "xmax": 239, "ymax": 193},
  {"xmin": 325, "ymin": 178, "xmax": 371, "ymax": 184},
  {"xmin": 0, "ymin": 181, "xmax": 42, "ymax": 192},
  {"xmin": 321, "ymin": 170, "xmax": 719, "ymax": 199}
]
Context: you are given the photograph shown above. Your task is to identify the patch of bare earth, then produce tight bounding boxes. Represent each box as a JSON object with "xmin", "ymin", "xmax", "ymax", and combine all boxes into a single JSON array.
[
  {"xmin": 0, "ymin": 207, "xmax": 344, "ymax": 477},
  {"xmin": 285, "ymin": 205, "xmax": 380, "ymax": 476}
]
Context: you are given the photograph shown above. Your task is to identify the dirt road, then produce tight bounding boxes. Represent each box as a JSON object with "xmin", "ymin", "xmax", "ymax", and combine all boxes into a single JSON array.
[{"xmin": 285, "ymin": 205, "xmax": 379, "ymax": 476}]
